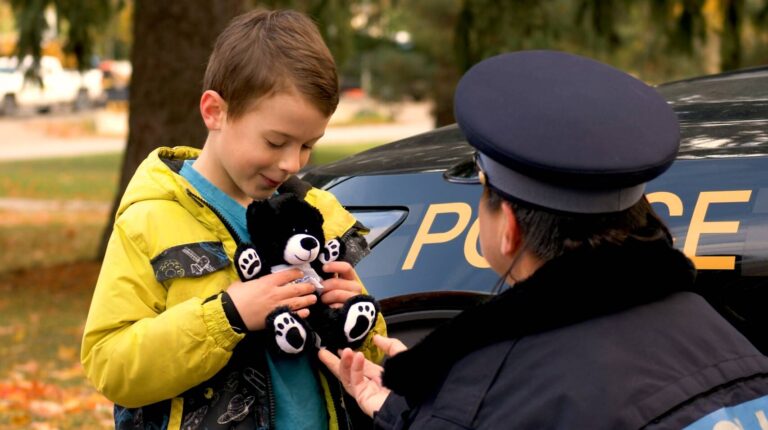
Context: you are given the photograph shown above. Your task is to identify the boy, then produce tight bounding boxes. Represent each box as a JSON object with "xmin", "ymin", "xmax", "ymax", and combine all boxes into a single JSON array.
[{"xmin": 81, "ymin": 9, "xmax": 386, "ymax": 430}]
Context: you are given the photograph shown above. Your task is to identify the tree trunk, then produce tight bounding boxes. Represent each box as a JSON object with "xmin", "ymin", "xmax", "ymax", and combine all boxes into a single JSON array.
[{"xmin": 99, "ymin": 0, "xmax": 244, "ymax": 257}]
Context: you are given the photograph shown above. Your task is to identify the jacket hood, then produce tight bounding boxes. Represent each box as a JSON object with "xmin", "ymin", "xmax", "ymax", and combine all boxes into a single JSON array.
[
  {"xmin": 117, "ymin": 146, "xmax": 201, "ymax": 218},
  {"xmin": 382, "ymin": 237, "xmax": 697, "ymax": 405}
]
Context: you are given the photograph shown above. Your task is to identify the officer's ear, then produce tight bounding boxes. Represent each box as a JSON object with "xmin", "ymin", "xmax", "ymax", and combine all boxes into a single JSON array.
[{"xmin": 500, "ymin": 202, "xmax": 523, "ymax": 257}]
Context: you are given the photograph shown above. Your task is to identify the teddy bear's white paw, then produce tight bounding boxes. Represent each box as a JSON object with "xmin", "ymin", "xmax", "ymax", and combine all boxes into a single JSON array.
[
  {"xmin": 237, "ymin": 248, "xmax": 262, "ymax": 280},
  {"xmin": 273, "ymin": 312, "xmax": 306, "ymax": 354},
  {"xmin": 344, "ymin": 301, "xmax": 377, "ymax": 343},
  {"xmin": 320, "ymin": 239, "xmax": 342, "ymax": 264}
]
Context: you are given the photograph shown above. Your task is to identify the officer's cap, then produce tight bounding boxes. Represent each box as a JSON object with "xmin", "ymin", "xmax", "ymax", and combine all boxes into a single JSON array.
[{"xmin": 454, "ymin": 50, "xmax": 680, "ymax": 213}]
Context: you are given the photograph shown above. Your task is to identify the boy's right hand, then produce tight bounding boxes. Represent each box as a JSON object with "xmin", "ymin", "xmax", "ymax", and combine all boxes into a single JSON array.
[{"xmin": 226, "ymin": 269, "xmax": 317, "ymax": 331}]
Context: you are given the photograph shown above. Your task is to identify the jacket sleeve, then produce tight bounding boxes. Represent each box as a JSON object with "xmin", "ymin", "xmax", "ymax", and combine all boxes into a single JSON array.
[
  {"xmin": 80, "ymin": 212, "xmax": 243, "ymax": 408},
  {"xmin": 373, "ymin": 393, "xmax": 411, "ymax": 430}
]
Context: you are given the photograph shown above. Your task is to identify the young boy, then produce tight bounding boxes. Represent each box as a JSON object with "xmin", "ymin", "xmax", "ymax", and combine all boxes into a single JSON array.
[{"xmin": 81, "ymin": 9, "xmax": 386, "ymax": 430}]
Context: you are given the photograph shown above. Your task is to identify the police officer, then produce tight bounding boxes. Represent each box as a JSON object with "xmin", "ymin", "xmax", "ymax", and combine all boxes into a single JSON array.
[{"xmin": 319, "ymin": 51, "xmax": 768, "ymax": 429}]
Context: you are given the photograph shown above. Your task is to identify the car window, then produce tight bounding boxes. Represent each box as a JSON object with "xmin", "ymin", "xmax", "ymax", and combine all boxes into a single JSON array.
[{"xmin": 349, "ymin": 209, "xmax": 408, "ymax": 248}]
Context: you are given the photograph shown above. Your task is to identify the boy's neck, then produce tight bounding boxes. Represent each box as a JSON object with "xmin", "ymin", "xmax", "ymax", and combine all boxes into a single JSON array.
[{"xmin": 193, "ymin": 140, "xmax": 251, "ymax": 207}]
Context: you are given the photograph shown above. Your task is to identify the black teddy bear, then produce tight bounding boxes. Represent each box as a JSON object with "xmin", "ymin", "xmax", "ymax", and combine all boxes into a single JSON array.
[{"xmin": 234, "ymin": 193, "xmax": 379, "ymax": 355}]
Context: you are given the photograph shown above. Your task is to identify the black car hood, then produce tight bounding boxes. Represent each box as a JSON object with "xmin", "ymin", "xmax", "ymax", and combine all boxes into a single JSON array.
[{"xmin": 304, "ymin": 66, "xmax": 768, "ymax": 187}]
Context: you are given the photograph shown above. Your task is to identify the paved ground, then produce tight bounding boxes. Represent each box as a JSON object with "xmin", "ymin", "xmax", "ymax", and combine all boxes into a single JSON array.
[
  {"xmin": 0, "ymin": 112, "xmax": 126, "ymax": 161},
  {"xmin": 0, "ymin": 101, "xmax": 435, "ymax": 211},
  {"xmin": 0, "ymin": 99, "xmax": 435, "ymax": 161}
]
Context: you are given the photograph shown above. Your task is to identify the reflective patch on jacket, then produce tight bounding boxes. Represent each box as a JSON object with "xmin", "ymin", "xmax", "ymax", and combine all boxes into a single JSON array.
[
  {"xmin": 151, "ymin": 242, "xmax": 230, "ymax": 282},
  {"xmin": 683, "ymin": 394, "xmax": 768, "ymax": 429}
]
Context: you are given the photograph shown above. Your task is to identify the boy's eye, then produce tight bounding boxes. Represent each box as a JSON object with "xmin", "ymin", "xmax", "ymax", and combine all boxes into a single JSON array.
[{"xmin": 266, "ymin": 140, "xmax": 282, "ymax": 147}]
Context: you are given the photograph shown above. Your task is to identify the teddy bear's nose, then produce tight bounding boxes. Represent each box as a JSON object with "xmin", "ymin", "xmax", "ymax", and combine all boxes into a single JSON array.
[{"xmin": 301, "ymin": 237, "xmax": 318, "ymax": 251}]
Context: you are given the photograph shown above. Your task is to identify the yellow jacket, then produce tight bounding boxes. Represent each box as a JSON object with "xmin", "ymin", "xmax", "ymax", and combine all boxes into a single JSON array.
[{"xmin": 81, "ymin": 146, "xmax": 386, "ymax": 429}]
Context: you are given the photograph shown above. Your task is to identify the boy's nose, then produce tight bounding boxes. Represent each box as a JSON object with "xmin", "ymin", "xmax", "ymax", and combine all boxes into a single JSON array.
[{"xmin": 279, "ymin": 147, "xmax": 302, "ymax": 174}]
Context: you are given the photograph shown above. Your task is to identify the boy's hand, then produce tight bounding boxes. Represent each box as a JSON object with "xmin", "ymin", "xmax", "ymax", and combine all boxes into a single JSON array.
[
  {"xmin": 226, "ymin": 269, "xmax": 317, "ymax": 331},
  {"xmin": 321, "ymin": 261, "xmax": 363, "ymax": 308}
]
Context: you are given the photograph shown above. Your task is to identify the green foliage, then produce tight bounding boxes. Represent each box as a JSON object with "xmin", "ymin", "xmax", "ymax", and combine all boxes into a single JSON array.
[
  {"xmin": 365, "ymin": 44, "xmax": 432, "ymax": 102},
  {"xmin": 254, "ymin": 0, "xmax": 356, "ymax": 66},
  {"xmin": 10, "ymin": 0, "xmax": 119, "ymax": 71},
  {"xmin": 310, "ymin": 142, "xmax": 384, "ymax": 165}
]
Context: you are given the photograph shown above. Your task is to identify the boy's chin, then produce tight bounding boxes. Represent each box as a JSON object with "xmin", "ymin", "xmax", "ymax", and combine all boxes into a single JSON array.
[{"xmin": 249, "ymin": 186, "xmax": 279, "ymax": 200}]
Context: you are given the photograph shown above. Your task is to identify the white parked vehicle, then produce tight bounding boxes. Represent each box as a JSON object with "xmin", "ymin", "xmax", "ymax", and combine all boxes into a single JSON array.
[{"xmin": 0, "ymin": 55, "xmax": 104, "ymax": 115}]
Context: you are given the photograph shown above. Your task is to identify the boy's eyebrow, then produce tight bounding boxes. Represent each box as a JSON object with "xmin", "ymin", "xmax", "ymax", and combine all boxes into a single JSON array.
[{"xmin": 270, "ymin": 130, "xmax": 325, "ymax": 143}]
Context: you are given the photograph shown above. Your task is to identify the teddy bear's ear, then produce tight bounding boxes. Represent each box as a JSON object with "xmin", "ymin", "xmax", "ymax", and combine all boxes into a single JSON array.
[
  {"xmin": 279, "ymin": 194, "xmax": 325, "ymax": 231},
  {"xmin": 246, "ymin": 199, "xmax": 276, "ymax": 225}
]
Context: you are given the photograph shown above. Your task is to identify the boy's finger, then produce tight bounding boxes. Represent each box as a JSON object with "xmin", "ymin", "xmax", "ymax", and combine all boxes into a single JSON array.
[
  {"xmin": 320, "ymin": 290, "xmax": 356, "ymax": 306},
  {"xmin": 320, "ymin": 277, "xmax": 362, "ymax": 293},
  {"xmin": 264, "ymin": 269, "xmax": 304, "ymax": 285},
  {"xmin": 322, "ymin": 261, "xmax": 356, "ymax": 280},
  {"xmin": 284, "ymin": 293, "xmax": 317, "ymax": 310},
  {"xmin": 373, "ymin": 335, "xmax": 408, "ymax": 357},
  {"xmin": 277, "ymin": 281, "xmax": 316, "ymax": 299}
]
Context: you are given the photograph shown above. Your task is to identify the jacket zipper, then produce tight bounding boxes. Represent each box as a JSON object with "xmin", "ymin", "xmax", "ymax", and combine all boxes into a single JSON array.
[
  {"xmin": 186, "ymin": 189, "xmax": 244, "ymax": 244},
  {"xmin": 267, "ymin": 368, "xmax": 277, "ymax": 429},
  {"xmin": 188, "ymin": 189, "xmax": 281, "ymax": 427}
]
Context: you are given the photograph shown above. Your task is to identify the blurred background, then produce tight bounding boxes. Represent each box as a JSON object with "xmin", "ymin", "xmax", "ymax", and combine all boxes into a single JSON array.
[{"xmin": 1, "ymin": 0, "xmax": 767, "ymax": 428}]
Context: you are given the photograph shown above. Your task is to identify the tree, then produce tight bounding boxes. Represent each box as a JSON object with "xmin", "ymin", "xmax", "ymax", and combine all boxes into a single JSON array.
[
  {"xmin": 101, "ymin": 0, "xmax": 244, "ymax": 254},
  {"xmin": 10, "ymin": 0, "xmax": 244, "ymax": 254}
]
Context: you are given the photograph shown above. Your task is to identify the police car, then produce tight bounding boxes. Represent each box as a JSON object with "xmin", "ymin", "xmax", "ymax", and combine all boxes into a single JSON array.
[{"xmin": 304, "ymin": 66, "xmax": 768, "ymax": 351}]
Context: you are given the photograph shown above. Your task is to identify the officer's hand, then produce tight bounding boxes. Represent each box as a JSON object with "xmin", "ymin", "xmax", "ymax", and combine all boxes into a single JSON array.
[
  {"xmin": 318, "ymin": 347, "xmax": 390, "ymax": 417},
  {"xmin": 227, "ymin": 269, "xmax": 317, "ymax": 331},
  {"xmin": 373, "ymin": 335, "xmax": 408, "ymax": 357}
]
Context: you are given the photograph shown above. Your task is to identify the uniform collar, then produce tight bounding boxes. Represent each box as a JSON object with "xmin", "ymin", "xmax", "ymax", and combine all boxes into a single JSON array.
[{"xmin": 382, "ymin": 238, "xmax": 696, "ymax": 405}]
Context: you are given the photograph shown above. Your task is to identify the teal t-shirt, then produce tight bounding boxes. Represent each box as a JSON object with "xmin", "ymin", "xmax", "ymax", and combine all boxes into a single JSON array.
[{"xmin": 180, "ymin": 160, "xmax": 328, "ymax": 430}]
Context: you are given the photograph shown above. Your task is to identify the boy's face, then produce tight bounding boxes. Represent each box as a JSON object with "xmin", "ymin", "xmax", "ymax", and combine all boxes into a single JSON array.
[{"xmin": 200, "ymin": 90, "xmax": 330, "ymax": 203}]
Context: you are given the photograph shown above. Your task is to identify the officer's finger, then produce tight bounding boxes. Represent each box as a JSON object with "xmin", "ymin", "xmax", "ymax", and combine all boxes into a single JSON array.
[
  {"xmin": 373, "ymin": 335, "xmax": 408, "ymax": 357},
  {"xmin": 335, "ymin": 348, "xmax": 383, "ymax": 383},
  {"xmin": 318, "ymin": 348, "xmax": 341, "ymax": 378}
]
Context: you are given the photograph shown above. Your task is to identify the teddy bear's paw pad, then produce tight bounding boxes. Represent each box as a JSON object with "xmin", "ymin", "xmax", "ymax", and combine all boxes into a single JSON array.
[
  {"xmin": 320, "ymin": 239, "xmax": 342, "ymax": 264},
  {"xmin": 237, "ymin": 248, "xmax": 262, "ymax": 280},
  {"xmin": 344, "ymin": 301, "xmax": 377, "ymax": 343},
  {"xmin": 274, "ymin": 312, "xmax": 307, "ymax": 354}
]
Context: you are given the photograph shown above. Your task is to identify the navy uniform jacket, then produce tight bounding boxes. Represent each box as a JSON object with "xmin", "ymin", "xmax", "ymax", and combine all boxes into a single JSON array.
[{"xmin": 376, "ymin": 239, "xmax": 768, "ymax": 429}]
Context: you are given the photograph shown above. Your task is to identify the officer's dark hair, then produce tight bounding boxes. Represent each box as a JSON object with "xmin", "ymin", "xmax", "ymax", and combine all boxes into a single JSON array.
[{"xmin": 483, "ymin": 185, "xmax": 673, "ymax": 262}]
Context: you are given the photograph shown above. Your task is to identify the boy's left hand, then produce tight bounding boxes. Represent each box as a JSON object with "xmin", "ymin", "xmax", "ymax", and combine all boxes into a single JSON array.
[{"xmin": 321, "ymin": 261, "xmax": 363, "ymax": 308}]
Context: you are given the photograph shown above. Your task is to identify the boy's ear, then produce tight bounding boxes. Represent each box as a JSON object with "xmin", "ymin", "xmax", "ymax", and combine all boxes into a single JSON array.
[{"xmin": 200, "ymin": 90, "xmax": 227, "ymax": 131}]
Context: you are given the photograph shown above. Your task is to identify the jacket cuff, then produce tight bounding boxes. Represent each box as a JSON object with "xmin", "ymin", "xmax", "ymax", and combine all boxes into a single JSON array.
[
  {"xmin": 220, "ymin": 291, "xmax": 246, "ymax": 334},
  {"xmin": 202, "ymin": 294, "xmax": 243, "ymax": 350},
  {"xmin": 373, "ymin": 393, "xmax": 408, "ymax": 429}
]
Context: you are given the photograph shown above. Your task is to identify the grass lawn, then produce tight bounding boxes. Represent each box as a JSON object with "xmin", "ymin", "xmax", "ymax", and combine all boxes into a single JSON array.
[
  {"xmin": 0, "ymin": 142, "xmax": 380, "ymax": 201},
  {"xmin": 0, "ymin": 154, "xmax": 122, "ymax": 201}
]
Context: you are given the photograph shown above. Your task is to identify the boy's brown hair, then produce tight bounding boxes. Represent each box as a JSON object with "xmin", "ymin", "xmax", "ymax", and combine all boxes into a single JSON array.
[{"xmin": 203, "ymin": 9, "xmax": 339, "ymax": 119}]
